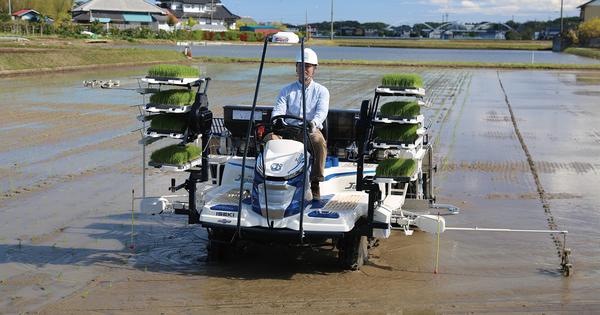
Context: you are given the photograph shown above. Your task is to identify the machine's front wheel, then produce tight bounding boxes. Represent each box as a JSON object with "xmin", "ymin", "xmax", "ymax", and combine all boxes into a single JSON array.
[{"xmin": 338, "ymin": 232, "xmax": 369, "ymax": 270}]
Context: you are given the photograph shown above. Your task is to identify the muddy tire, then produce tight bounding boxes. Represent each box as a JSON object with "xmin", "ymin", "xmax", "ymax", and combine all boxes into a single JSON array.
[{"xmin": 338, "ymin": 233, "xmax": 369, "ymax": 270}]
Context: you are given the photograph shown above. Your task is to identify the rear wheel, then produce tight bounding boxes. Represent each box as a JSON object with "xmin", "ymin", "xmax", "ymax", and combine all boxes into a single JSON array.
[
  {"xmin": 338, "ymin": 232, "xmax": 369, "ymax": 270},
  {"xmin": 207, "ymin": 228, "xmax": 232, "ymax": 261}
]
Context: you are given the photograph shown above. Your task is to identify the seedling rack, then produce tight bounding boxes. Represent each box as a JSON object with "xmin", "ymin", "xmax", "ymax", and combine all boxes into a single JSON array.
[
  {"xmin": 136, "ymin": 66, "xmax": 214, "ymax": 223},
  {"xmin": 354, "ymin": 76, "xmax": 436, "ymax": 238},
  {"xmin": 358, "ymin": 83, "xmax": 429, "ymax": 181}
]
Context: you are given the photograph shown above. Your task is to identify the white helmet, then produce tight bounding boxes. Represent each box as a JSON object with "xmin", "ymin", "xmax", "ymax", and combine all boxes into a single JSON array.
[{"xmin": 296, "ymin": 48, "xmax": 318, "ymax": 65}]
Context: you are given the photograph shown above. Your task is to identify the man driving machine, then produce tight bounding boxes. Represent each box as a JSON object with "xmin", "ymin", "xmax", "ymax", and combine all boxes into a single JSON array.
[{"xmin": 266, "ymin": 48, "xmax": 330, "ymax": 201}]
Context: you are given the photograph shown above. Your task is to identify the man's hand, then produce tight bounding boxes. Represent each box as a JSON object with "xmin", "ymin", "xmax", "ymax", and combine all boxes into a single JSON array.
[
  {"xmin": 308, "ymin": 120, "xmax": 318, "ymax": 133},
  {"xmin": 273, "ymin": 118, "xmax": 285, "ymax": 130}
]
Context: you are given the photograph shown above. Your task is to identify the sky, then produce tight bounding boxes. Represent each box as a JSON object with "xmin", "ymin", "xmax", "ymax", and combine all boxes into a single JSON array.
[{"xmin": 222, "ymin": 0, "xmax": 584, "ymax": 26}]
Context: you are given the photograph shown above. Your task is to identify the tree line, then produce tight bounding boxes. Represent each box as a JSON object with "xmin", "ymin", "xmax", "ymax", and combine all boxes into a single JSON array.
[{"xmin": 295, "ymin": 17, "xmax": 581, "ymax": 39}]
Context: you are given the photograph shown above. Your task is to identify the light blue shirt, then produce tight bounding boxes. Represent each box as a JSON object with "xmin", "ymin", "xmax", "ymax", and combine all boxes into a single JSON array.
[{"xmin": 272, "ymin": 80, "xmax": 330, "ymax": 129}]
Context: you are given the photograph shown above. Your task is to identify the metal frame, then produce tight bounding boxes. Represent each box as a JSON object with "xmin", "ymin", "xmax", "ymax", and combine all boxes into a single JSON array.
[
  {"xmin": 356, "ymin": 86, "xmax": 430, "ymax": 237},
  {"xmin": 137, "ymin": 70, "xmax": 212, "ymax": 225}
]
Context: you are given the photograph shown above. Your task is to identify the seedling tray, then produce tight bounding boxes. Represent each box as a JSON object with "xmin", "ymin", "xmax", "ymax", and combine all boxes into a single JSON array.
[
  {"xmin": 145, "ymin": 129, "xmax": 186, "ymax": 139},
  {"xmin": 375, "ymin": 86, "xmax": 425, "ymax": 97},
  {"xmin": 372, "ymin": 134, "xmax": 425, "ymax": 150},
  {"xmin": 149, "ymin": 158, "xmax": 202, "ymax": 172},
  {"xmin": 142, "ymin": 77, "xmax": 202, "ymax": 86},
  {"xmin": 373, "ymin": 174, "xmax": 417, "ymax": 184},
  {"xmin": 145, "ymin": 103, "xmax": 193, "ymax": 114},
  {"xmin": 373, "ymin": 115, "xmax": 425, "ymax": 125}
]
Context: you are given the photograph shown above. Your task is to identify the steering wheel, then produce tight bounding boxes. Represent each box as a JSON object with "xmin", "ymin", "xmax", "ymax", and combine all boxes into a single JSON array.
[{"xmin": 269, "ymin": 115, "xmax": 316, "ymax": 154}]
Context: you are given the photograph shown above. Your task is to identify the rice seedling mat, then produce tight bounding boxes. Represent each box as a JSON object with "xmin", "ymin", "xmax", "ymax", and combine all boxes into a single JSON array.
[
  {"xmin": 146, "ymin": 89, "xmax": 197, "ymax": 114},
  {"xmin": 373, "ymin": 114, "xmax": 425, "ymax": 125},
  {"xmin": 149, "ymin": 144, "xmax": 202, "ymax": 171},
  {"xmin": 381, "ymin": 73, "xmax": 424, "ymax": 88},
  {"xmin": 375, "ymin": 87, "xmax": 426, "ymax": 97},
  {"xmin": 373, "ymin": 159, "xmax": 420, "ymax": 183},
  {"xmin": 142, "ymin": 77, "xmax": 203, "ymax": 86},
  {"xmin": 146, "ymin": 114, "xmax": 191, "ymax": 139},
  {"xmin": 378, "ymin": 99, "xmax": 426, "ymax": 108}
]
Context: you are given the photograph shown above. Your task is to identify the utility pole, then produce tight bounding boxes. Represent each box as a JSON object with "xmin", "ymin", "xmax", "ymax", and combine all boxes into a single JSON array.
[
  {"xmin": 210, "ymin": 0, "xmax": 214, "ymax": 25},
  {"xmin": 8, "ymin": 0, "xmax": 12, "ymax": 17},
  {"xmin": 560, "ymin": 0, "xmax": 564, "ymax": 34},
  {"xmin": 305, "ymin": 8, "xmax": 309, "ymax": 41},
  {"xmin": 330, "ymin": 0, "xmax": 334, "ymax": 40}
]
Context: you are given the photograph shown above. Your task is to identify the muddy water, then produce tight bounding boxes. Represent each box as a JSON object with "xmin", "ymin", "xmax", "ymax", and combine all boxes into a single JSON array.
[{"xmin": 1, "ymin": 64, "xmax": 600, "ymax": 314}]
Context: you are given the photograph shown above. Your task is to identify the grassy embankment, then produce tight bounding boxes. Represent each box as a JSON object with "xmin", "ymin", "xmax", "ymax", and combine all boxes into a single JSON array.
[
  {"xmin": 195, "ymin": 56, "xmax": 600, "ymax": 71},
  {"xmin": 564, "ymin": 47, "xmax": 600, "ymax": 60},
  {"xmin": 0, "ymin": 43, "xmax": 187, "ymax": 75},
  {"xmin": 312, "ymin": 39, "xmax": 553, "ymax": 51},
  {"xmin": 2, "ymin": 38, "xmax": 598, "ymax": 74}
]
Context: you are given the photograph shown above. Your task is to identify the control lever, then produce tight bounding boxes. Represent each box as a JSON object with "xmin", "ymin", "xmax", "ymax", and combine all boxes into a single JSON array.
[
  {"xmin": 170, "ymin": 178, "xmax": 187, "ymax": 193},
  {"xmin": 345, "ymin": 142, "xmax": 359, "ymax": 161}
]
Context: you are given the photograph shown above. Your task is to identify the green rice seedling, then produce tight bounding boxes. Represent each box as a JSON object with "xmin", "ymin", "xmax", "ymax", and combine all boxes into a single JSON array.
[
  {"xmin": 379, "ymin": 101, "xmax": 421, "ymax": 118},
  {"xmin": 381, "ymin": 73, "xmax": 423, "ymax": 89},
  {"xmin": 150, "ymin": 144, "xmax": 201, "ymax": 165},
  {"xmin": 149, "ymin": 114, "xmax": 187, "ymax": 132},
  {"xmin": 374, "ymin": 124, "xmax": 420, "ymax": 143},
  {"xmin": 376, "ymin": 158, "xmax": 417, "ymax": 178},
  {"xmin": 149, "ymin": 90, "xmax": 196, "ymax": 106},
  {"xmin": 147, "ymin": 64, "xmax": 200, "ymax": 78}
]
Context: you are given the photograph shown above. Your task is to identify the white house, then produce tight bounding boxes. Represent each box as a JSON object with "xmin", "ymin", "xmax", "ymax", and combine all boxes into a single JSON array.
[
  {"xmin": 72, "ymin": 0, "xmax": 169, "ymax": 31},
  {"xmin": 156, "ymin": 0, "xmax": 239, "ymax": 31}
]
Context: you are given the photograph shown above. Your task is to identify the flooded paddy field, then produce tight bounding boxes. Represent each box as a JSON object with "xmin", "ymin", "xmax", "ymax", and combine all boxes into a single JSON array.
[
  {"xmin": 133, "ymin": 43, "xmax": 600, "ymax": 65},
  {"xmin": 1, "ymin": 64, "xmax": 599, "ymax": 314}
]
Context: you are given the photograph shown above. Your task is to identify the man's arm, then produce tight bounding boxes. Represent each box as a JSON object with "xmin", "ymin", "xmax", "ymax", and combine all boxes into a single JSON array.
[
  {"xmin": 272, "ymin": 87, "xmax": 288, "ymax": 118},
  {"xmin": 311, "ymin": 86, "xmax": 330, "ymax": 129}
]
